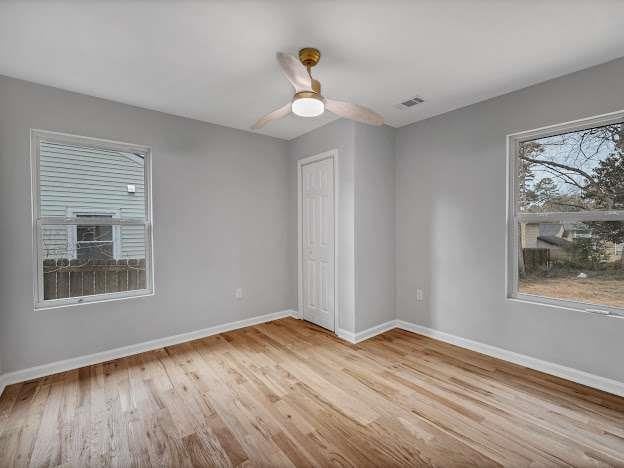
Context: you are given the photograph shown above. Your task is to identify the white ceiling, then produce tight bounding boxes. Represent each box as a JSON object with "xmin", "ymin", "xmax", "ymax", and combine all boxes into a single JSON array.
[{"xmin": 1, "ymin": 1, "xmax": 623, "ymax": 140}]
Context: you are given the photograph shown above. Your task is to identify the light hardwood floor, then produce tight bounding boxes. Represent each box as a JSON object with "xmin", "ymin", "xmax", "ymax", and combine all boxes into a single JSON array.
[{"xmin": 1, "ymin": 317, "xmax": 623, "ymax": 467}]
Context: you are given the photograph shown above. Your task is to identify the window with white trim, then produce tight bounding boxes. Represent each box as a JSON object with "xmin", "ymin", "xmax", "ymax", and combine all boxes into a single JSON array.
[
  {"xmin": 32, "ymin": 130, "xmax": 153, "ymax": 308},
  {"xmin": 508, "ymin": 112, "xmax": 624, "ymax": 317}
]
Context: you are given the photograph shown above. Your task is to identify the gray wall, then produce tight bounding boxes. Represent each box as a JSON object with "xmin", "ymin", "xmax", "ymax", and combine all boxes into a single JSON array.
[
  {"xmin": 354, "ymin": 123, "xmax": 395, "ymax": 332},
  {"xmin": 287, "ymin": 120, "xmax": 396, "ymax": 334},
  {"xmin": 396, "ymin": 57, "xmax": 624, "ymax": 382},
  {"xmin": 0, "ymin": 75, "xmax": 292, "ymax": 373},
  {"xmin": 2, "ymin": 55, "xmax": 623, "ymax": 384},
  {"xmin": 287, "ymin": 119, "xmax": 357, "ymax": 333}
]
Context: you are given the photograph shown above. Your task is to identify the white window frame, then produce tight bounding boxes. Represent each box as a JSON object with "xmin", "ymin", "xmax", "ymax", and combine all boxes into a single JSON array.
[
  {"xmin": 30, "ymin": 129, "xmax": 154, "ymax": 309},
  {"xmin": 507, "ymin": 109, "xmax": 624, "ymax": 318},
  {"xmin": 66, "ymin": 208, "xmax": 121, "ymax": 260}
]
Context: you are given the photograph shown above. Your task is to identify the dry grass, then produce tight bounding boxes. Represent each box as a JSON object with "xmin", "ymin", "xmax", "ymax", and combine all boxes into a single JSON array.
[{"xmin": 519, "ymin": 275, "xmax": 624, "ymax": 309}]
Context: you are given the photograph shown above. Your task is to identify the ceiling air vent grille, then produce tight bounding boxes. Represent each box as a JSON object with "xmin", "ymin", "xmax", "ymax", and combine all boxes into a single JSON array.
[{"xmin": 397, "ymin": 96, "xmax": 425, "ymax": 109}]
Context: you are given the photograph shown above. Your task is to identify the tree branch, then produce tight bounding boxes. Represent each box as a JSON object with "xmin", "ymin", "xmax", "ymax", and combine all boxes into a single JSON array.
[
  {"xmin": 541, "ymin": 166, "xmax": 585, "ymax": 191},
  {"xmin": 519, "ymin": 155, "xmax": 596, "ymax": 183}
]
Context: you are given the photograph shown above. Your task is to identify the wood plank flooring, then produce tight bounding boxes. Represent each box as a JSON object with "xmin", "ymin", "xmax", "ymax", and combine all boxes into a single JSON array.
[{"xmin": 1, "ymin": 317, "xmax": 623, "ymax": 467}]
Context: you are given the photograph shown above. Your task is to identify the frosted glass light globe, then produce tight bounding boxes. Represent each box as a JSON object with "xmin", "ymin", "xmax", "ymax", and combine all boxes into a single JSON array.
[{"xmin": 292, "ymin": 96, "xmax": 325, "ymax": 117}]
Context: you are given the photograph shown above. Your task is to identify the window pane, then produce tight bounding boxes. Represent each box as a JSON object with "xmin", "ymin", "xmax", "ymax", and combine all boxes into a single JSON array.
[
  {"xmin": 41, "ymin": 224, "xmax": 147, "ymax": 300},
  {"xmin": 39, "ymin": 141, "xmax": 146, "ymax": 219},
  {"xmin": 519, "ymin": 221, "xmax": 624, "ymax": 309},
  {"xmin": 76, "ymin": 241, "xmax": 113, "ymax": 260},
  {"xmin": 77, "ymin": 224, "xmax": 113, "ymax": 242},
  {"xmin": 518, "ymin": 122, "xmax": 624, "ymax": 212}
]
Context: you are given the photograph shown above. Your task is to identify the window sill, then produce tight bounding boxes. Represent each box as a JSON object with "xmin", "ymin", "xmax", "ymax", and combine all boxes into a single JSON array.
[
  {"xmin": 35, "ymin": 290, "xmax": 154, "ymax": 311},
  {"xmin": 507, "ymin": 294, "xmax": 624, "ymax": 319}
]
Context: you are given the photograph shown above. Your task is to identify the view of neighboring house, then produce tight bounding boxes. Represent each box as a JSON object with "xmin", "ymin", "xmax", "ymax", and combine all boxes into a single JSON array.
[
  {"xmin": 522, "ymin": 222, "xmax": 623, "ymax": 262},
  {"xmin": 522, "ymin": 223, "xmax": 572, "ymax": 260},
  {"xmin": 40, "ymin": 141, "xmax": 145, "ymax": 260}
]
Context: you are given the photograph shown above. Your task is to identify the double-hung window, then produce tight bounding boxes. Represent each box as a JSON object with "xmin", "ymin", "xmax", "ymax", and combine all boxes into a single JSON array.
[
  {"xmin": 31, "ymin": 130, "xmax": 153, "ymax": 308},
  {"xmin": 508, "ymin": 111, "xmax": 624, "ymax": 316}
]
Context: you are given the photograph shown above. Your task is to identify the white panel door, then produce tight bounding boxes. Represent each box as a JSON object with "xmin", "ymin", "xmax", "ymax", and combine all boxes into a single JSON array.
[{"xmin": 301, "ymin": 157, "xmax": 335, "ymax": 331}]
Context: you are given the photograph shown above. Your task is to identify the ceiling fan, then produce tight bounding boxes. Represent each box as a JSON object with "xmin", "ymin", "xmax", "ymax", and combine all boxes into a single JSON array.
[{"xmin": 252, "ymin": 48, "xmax": 384, "ymax": 129}]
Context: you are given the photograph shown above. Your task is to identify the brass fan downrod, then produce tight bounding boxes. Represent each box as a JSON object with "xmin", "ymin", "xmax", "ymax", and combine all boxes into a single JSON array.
[{"xmin": 299, "ymin": 47, "xmax": 322, "ymax": 94}]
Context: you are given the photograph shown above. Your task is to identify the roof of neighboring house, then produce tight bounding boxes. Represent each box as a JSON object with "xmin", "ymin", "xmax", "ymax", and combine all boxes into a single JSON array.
[
  {"xmin": 539, "ymin": 223, "xmax": 565, "ymax": 237},
  {"xmin": 537, "ymin": 235, "xmax": 573, "ymax": 248},
  {"xmin": 564, "ymin": 222, "xmax": 589, "ymax": 233}
]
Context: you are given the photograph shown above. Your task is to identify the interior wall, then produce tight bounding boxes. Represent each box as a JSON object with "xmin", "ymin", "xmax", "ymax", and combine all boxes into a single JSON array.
[
  {"xmin": 287, "ymin": 119, "xmax": 357, "ymax": 333},
  {"xmin": 287, "ymin": 120, "xmax": 397, "ymax": 335},
  {"xmin": 0, "ymin": 75, "xmax": 292, "ymax": 373},
  {"xmin": 3, "ymin": 55, "xmax": 623, "ymax": 384},
  {"xmin": 353, "ymin": 123, "xmax": 396, "ymax": 332},
  {"xmin": 396, "ymin": 57, "xmax": 624, "ymax": 382}
]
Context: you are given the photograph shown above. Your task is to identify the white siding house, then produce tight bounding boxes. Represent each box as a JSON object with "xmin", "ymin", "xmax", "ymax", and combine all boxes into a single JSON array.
[{"xmin": 40, "ymin": 141, "xmax": 145, "ymax": 260}]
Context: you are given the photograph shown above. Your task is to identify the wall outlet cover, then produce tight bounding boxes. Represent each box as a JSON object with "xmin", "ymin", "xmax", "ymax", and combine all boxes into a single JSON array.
[{"xmin": 416, "ymin": 289, "xmax": 423, "ymax": 301}]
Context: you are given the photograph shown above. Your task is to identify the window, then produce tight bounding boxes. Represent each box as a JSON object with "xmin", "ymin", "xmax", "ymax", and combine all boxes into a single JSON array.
[
  {"xmin": 66, "ymin": 211, "xmax": 121, "ymax": 260},
  {"xmin": 508, "ymin": 111, "xmax": 624, "ymax": 316},
  {"xmin": 76, "ymin": 215, "xmax": 114, "ymax": 260},
  {"xmin": 31, "ymin": 130, "xmax": 153, "ymax": 308}
]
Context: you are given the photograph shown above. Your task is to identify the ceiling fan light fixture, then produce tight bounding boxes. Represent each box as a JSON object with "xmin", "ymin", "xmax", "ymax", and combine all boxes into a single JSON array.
[
  {"xmin": 251, "ymin": 49, "xmax": 384, "ymax": 129},
  {"xmin": 291, "ymin": 92, "xmax": 324, "ymax": 117}
]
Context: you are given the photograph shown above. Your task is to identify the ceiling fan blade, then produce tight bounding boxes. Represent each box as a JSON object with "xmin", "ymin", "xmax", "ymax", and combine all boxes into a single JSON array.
[
  {"xmin": 325, "ymin": 98, "xmax": 384, "ymax": 126},
  {"xmin": 276, "ymin": 52, "xmax": 312, "ymax": 92},
  {"xmin": 251, "ymin": 102, "xmax": 291, "ymax": 129}
]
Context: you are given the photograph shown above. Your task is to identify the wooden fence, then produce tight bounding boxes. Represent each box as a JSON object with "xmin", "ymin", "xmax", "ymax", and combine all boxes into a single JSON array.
[
  {"xmin": 522, "ymin": 248, "xmax": 550, "ymax": 273},
  {"xmin": 43, "ymin": 258, "xmax": 146, "ymax": 300}
]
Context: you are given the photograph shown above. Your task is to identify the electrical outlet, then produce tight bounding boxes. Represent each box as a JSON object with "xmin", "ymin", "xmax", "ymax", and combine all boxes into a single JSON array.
[
  {"xmin": 235, "ymin": 288, "xmax": 243, "ymax": 300},
  {"xmin": 416, "ymin": 289, "xmax": 423, "ymax": 301}
]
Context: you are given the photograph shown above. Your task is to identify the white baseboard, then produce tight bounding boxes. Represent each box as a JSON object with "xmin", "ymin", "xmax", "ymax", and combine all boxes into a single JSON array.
[
  {"xmin": 2, "ymin": 313, "xmax": 622, "ymax": 400},
  {"xmin": 337, "ymin": 320, "xmax": 397, "ymax": 344},
  {"xmin": 0, "ymin": 309, "xmax": 298, "ymax": 395},
  {"xmin": 336, "ymin": 318, "xmax": 624, "ymax": 397},
  {"xmin": 395, "ymin": 320, "xmax": 624, "ymax": 398},
  {"xmin": 335, "ymin": 327, "xmax": 356, "ymax": 343},
  {"xmin": 0, "ymin": 374, "xmax": 8, "ymax": 398}
]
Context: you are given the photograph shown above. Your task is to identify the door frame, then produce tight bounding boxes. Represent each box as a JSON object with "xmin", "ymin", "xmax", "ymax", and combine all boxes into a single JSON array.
[{"xmin": 297, "ymin": 149, "xmax": 339, "ymax": 332}]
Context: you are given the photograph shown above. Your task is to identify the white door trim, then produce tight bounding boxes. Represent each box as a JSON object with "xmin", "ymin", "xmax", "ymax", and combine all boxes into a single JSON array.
[{"xmin": 297, "ymin": 149, "xmax": 339, "ymax": 331}]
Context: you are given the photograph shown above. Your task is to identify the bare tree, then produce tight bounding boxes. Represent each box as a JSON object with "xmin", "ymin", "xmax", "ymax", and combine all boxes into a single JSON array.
[{"xmin": 518, "ymin": 123, "xmax": 624, "ymax": 266}]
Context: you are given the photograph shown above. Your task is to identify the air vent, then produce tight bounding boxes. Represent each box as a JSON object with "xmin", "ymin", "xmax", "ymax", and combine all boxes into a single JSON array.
[{"xmin": 397, "ymin": 96, "xmax": 424, "ymax": 109}]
